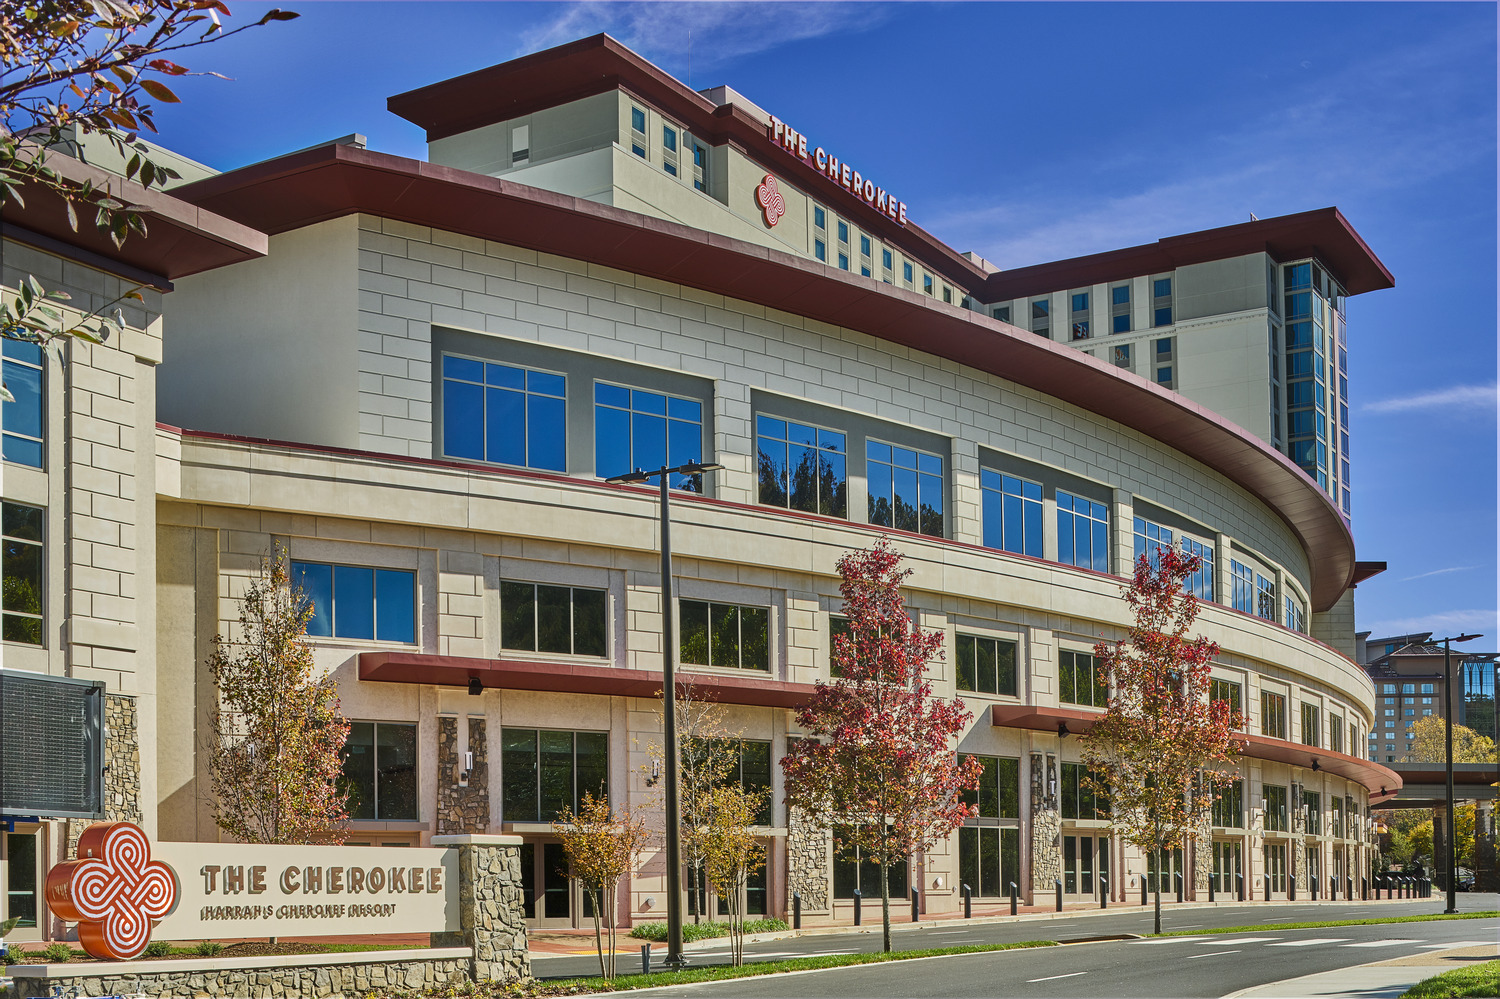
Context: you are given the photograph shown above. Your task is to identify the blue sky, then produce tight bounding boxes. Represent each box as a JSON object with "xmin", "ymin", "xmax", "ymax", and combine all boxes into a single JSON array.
[{"xmin": 151, "ymin": 1, "xmax": 1498, "ymax": 650}]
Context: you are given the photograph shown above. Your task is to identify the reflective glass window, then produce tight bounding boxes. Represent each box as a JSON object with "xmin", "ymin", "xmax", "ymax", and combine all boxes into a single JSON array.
[
  {"xmin": 2, "ymin": 501, "xmax": 44, "ymax": 645},
  {"xmin": 679, "ymin": 600, "xmax": 769, "ymax": 671},
  {"xmin": 442, "ymin": 355, "xmax": 565, "ymax": 471},
  {"xmin": 756, "ymin": 415, "xmax": 846, "ymax": 518},
  {"xmin": 594, "ymin": 383, "xmax": 704, "ymax": 491},
  {"xmin": 341, "ymin": 721, "xmax": 418, "ymax": 820},
  {"xmin": 500, "ymin": 581, "xmax": 608, "ymax": 657},
  {"xmin": 867, "ymin": 441, "xmax": 944, "ymax": 537},
  {"xmin": 980, "ymin": 470, "xmax": 1042, "ymax": 557},
  {"xmin": 1056, "ymin": 491, "xmax": 1108, "ymax": 573},
  {"xmin": 292, "ymin": 560, "xmax": 416, "ymax": 643},
  {"xmin": 2, "ymin": 339, "xmax": 44, "ymax": 467},
  {"xmin": 956, "ymin": 634, "xmax": 1019, "ymax": 697},
  {"xmin": 501, "ymin": 728, "xmax": 608, "ymax": 822}
]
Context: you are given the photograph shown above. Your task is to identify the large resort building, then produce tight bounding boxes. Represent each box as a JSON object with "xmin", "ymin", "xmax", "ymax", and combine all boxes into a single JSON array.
[{"xmin": 4, "ymin": 33, "xmax": 1405, "ymax": 937}]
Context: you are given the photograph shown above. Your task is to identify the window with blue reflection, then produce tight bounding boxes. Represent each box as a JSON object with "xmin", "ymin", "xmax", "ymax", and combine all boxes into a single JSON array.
[
  {"xmin": 1056, "ymin": 491, "xmax": 1108, "ymax": 573},
  {"xmin": 1111, "ymin": 285, "xmax": 1130, "ymax": 306},
  {"xmin": 2, "ymin": 338, "xmax": 44, "ymax": 467},
  {"xmin": 441, "ymin": 355, "xmax": 565, "ymax": 471},
  {"xmin": 867, "ymin": 441, "xmax": 943, "ymax": 537},
  {"xmin": 756, "ymin": 416, "xmax": 846, "ymax": 518},
  {"xmin": 1255, "ymin": 574, "xmax": 1277, "ymax": 621},
  {"xmin": 814, "ymin": 206, "xmax": 825, "ymax": 229},
  {"xmin": 815, "ymin": 240, "xmax": 826, "ymax": 262},
  {"xmin": 1071, "ymin": 293, "xmax": 1089, "ymax": 312},
  {"xmin": 1133, "ymin": 517, "xmax": 1173, "ymax": 570},
  {"xmin": 595, "ymin": 383, "xmax": 704, "ymax": 491},
  {"xmin": 1181, "ymin": 536, "xmax": 1214, "ymax": 601},
  {"xmin": 1153, "ymin": 307, "xmax": 1173, "ymax": 327},
  {"xmin": 293, "ymin": 560, "xmax": 416, "ymax": 643},
  {"xmin": 1230, "ymin": 560, "xmax": 1255, "ymax": 614},
  {"xmin": 1112, "ymin": 314, "xmax": 1131, "ymax": 334},
  {"xmin": 837, "ymin": 220, "xmax": 848, "ymax": 243},
  {"xmin": 980, "ymin": 470, "xmax": 1041, "ymax": 557}
]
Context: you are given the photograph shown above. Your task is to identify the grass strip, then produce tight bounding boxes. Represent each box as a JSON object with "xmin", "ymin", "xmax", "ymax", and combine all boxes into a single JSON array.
[
  {"xmin": 1400, "ymin": 958, "xmax": 1500, "ymax": 998},
  {"xmin": 1158, "ymin": 912, "xmax": 1499, "ymax": 936},
  {"xmin": 629, "ymin": 918, "xmax": 789, "ymax": 942},
  {"xmin": 378, "ymin": 940, "xmax": 1058, "ymax": 997}
]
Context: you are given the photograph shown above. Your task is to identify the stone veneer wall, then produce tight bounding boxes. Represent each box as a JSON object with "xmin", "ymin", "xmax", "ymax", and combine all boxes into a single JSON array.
[
  {"xmin": 431, "ymin": 839, "xmax": 530, "ymax": 983},
  {"xmin": 10, "ymin": 953, "xmax": 470, "ymax": 998},
  {"xmin": 1193, "ymin": 817, "xmax": 1211, "ymax": 896},
  {"xmin": 786, "ymin": 807, "xmax": 829, "ymax": 911},
  {"xmin": 436, "ymin": 717, "xmax": 490, "ymax": 835},
  {"xmin": 1029, "ymin": 753, "xmax": 1060, "ymax": 896},
  {"xmin": 66, "ymin": 693, "xmax": 143, "ymax": 859}
]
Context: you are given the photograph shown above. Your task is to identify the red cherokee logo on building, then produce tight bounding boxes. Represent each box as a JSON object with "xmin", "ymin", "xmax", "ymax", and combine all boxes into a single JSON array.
[
  {"xmin": 756, "ymin": 174, "xmax": 786, "ymax": 228},
  {"xmin": 45, "ymin": 821, "xmax": 179, "ymax": 960}
]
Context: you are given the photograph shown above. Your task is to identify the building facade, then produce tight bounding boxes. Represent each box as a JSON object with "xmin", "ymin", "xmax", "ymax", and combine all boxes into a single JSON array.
[{"xmin": 3, "ymin": 33, "xmax": 1402, "ymax": 936}]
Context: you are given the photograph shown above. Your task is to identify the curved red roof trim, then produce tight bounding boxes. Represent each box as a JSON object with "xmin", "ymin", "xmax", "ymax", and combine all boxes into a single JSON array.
[{"xmin": 173, "ymin": 144, "xmax": 1356, "ymax": 610}]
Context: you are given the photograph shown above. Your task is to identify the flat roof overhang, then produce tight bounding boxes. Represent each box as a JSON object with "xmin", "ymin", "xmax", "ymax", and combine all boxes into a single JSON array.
[
  {"xmin": 980, "ymin": 207, "xmax": 1394, "ymax": 299},
  {"xmin": 3, "ymin": 150, "xmax": 266, "ymax": 290},
  {"xmin": 1379, "ymin": 764, "xmax": 1498, "ymax": 808},
  {"xmin": 175, "ymin": 144, "xmax": 1357, "ymax": 610},
  {"xmin": 359, "ymin": 651, "xmax": 819, "ymax": 709},
  {"xmin": 991, "ymin": 704, "xmax": 1403, "ymax": 801}
]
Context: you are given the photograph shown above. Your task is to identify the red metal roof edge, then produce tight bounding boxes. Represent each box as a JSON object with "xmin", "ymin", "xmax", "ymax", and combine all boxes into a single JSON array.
[
  {"xmin": 385, "ymin": 33, "xmax": 988, "ymax": 291},
  {"xmin": 170, "ymin": 145, "xmax": 1356, "ymax": 610},
  {"xmin": 358, "ymin": 651, "xmax": 819, "ymax": 709},
  {"xmin": 989, "ymin": 704, "xmax": 1403, "ymax": 798},
  {"xmin": 1352, "ymin": 561, "xmax": 1388, "ymax": 586},
  {"xmin": 979, "ymin": 207, "xmax": 1395, "ymax": 299}
]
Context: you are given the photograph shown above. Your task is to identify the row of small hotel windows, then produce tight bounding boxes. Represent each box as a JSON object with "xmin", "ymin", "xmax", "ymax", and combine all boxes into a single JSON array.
[
  {"xmin": 1211, "ymin": 679, "xmax": 1360, "ymax": 755},
  {"xmin": 809, "ymin": 206, "xmax": 954, "ymax": 301},
  {"xmin": 628, "ymin": 106, "xmax": 708, "ymax": 191},
  {"xmin": 990, "ymin": 279, "xmax": 1176, "ymax": 341}
]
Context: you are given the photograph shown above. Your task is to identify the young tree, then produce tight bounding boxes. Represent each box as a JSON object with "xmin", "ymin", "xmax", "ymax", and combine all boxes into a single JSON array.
[
  {"xmin": 697, "ymin": 782, "xmax": 767, "ymax": 966},
  {"xmin": 1079, "ymin": 546, "xmax": 1242, "ymax": 934},
  {"xmin": 1401, "ymin": 716, "xmax": 1497, "ymax": 765},
  {"xmin": 553, "ymin": 792, "xmax": 649, "ymax": 981},
  {"xmin": 1, "ymin": 1, "xmax": 296, "ymax": 349},
  {"xmin": 782, "ymin": 539, "xmax": 982, "ymax": 953},
  {"xmin": 208, "ymin": 544, "xmax": 350, "ymax": 844}
]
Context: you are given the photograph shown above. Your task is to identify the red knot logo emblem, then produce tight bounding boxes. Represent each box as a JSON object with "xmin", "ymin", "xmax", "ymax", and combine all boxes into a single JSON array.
[
  {"xmin": 45, "ymin": 821, "xmax": 179, "ymax": 960},
  {"xmin": 756, "ymin": 174, "xmax": 786, "ymax": 228}
]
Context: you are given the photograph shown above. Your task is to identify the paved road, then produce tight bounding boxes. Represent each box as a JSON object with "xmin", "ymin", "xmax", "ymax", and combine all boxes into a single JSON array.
[{"xmin": 532, "ymin": 895, "xmax": 1498, "ymax": 996}]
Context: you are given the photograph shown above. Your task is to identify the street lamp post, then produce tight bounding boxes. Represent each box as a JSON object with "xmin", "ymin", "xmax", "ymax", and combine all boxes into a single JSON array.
[
  {"xmin": 1434, "ymin": 632, "xmax": 1482, "ymax": 914},
  {"xmin": 606, "ymin": 459, "xmax": 723, "ymax": 970}
]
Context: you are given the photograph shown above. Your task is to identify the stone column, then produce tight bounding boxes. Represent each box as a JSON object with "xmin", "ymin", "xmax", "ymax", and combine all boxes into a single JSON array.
[
  {"xmin": 1029, "ymin": 752, "xmax": 1060, "ymax": 898},
  {"xmin": 432, "ymin": 835, "xmax": 530, "ymax": 984},
  {"xmin": 786, "ymin": 806, "xmax": 830, "ymax": 911},
  {"xmin": 1289, "ymin": 783, "xmax": 1305, "ymax": 895},
  {"xmin": 437, "ymin": 717, "xmax": 491, "ymax": 835}
]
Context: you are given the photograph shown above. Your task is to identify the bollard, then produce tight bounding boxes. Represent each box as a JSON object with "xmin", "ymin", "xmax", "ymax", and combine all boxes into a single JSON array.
[
  {"xmin": 1265, "ymin": 872, "xmax": 1271, "ymax": 902},
  {"xmin": 853, "ymin": 888, "xmax": 862, "ymax": 926},
  {"xmin": 1176, "ymin": 871, "xmax": 1184, "ymax": 904},
  {"xmin": 1209, "ymin": 872, "xmax": 1215, "ymax": 903},
  {"xmin": 1311, "ymin": 875, "xmax": 1317, "ymax": 901},
  {"xmin": 1141, "ymin": 876, "xmax": 1147, "ymax": 906},
  {"xmin": 963, "ymin": 883, "xmax": 972, "ymax": 919},
  {"xmin": 1347, "ymin": 875, "xmax": 1353, "ymax": 900},
  {"xmin": 911, "ymin": 887, "xmax": 919, "ymax": 923},
  {"xmin": 1362, "ymin": 876, "xmax": 1367, "ymax": 901},
  {"xmin": 793, "ymin": 891, "xmax": 802, "ymax": 930},
  {"xmin": 1100, "ymin": 874, "xmax": 1108, "ymax": 909},
  {"xmin": 1289, "ymin": 869, "xmax": 1296, "ymax": 902},
  {"xmin": 641, "ymin": 943, "xmax": 651, "ymax": 975},
  {"xmin": 1055, "ymin": 878, "xmax": 1063, "ymax": 912},
  {"xmin": 1238, "ymin": 873, "xmax": 1245, "ymax": 902},
  {"xmin": 1010, "ymin": 881, "xmax": 1018, "ymax": 916}
]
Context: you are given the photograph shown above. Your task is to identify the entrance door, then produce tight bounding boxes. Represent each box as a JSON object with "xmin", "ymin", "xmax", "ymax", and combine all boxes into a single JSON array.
[
  {"xmin": 1062, "ymin": 834, "xmax": 1111, "ymax": 898},
  {"xmin": 1146, "ymin": 846, "xmax": 1183, "ymax": 896},
  {"xmin": 959, "ymin": 826, "xmax": 1020, "ymax": 897},
  {"xmin": 1263, "ymin": 842, "xmax": 1288, "ymax": 897},
  {"xmin": 1212, "ymin": 841, "xmax": 1242, "ymax": 895},
  {"xmin": 517, "ymin": 841, "xmax": 576, "ymax": 926},
  {"xmin": 3, "ymin": 830, "xmax": 42, "ymax": 941},
  {"xmin": 1306, "ymin": 846, "xmax": 1320, "ymax": 895}
]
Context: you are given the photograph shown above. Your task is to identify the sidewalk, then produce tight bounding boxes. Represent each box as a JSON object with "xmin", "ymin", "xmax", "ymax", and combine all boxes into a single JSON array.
[{"xmin": 1226, "ymin": 943, "xmax": 1498, "ymax": 998}]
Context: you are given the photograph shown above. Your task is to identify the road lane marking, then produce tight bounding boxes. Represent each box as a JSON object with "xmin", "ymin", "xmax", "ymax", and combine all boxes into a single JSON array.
[
  {"xmin": 1027, "ymin": 972, "xmax": 1088, "ymax": 983},
  {"xmin": 1186, "ymin": 949, "xmax": 1241, "ymax": 959},
  {"xmin": 930, "ymin": 930, "xmax": 975, "ymax": 935},
  {"xmin": 1198, "ymin": 937, "xmax": 1281, "ymax": 945},
  {"xmin": 1130, "ymin": 936, "xmax": 1211, "ymax": 944},
  {"xmin": 1418, "ymin": 941, "xmax": 1497, "ymax": 949},
  {"xmin": 1341, "ymin": 939, "xmax": 1423, "ymax": 948},
  {"xmin": 1267, "ymin": 938, "xmax": 1349, "ymax": 947}
]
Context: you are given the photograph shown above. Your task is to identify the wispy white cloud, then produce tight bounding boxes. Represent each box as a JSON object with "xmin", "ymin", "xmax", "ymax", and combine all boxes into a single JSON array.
[
  {"xmin": 1399, "ymin": 565, "xmax": 1480, "ymax": 582},
  {"xmin": 1363, "ymin": 609, "xmax": 1496, "ymax": 638},
  {"xmin": 519, "ymin": 2, "xmax": 890, "ymax": 79},
  {"xmin": 1363, "ymin": 383, "xmax": 1497, "ymax": 415}
]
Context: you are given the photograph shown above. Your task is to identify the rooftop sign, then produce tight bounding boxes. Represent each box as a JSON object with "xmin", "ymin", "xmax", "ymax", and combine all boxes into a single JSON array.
[{"xmin": 767, "ymin": 116, "xmax": 908, "ymax": 227}]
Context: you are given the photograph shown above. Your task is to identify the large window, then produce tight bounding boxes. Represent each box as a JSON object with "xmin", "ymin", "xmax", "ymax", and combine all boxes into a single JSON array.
[
  {"xmin": 1264, "ymin": 843, "xmax": 1287, "ymax": 892},
  {"xmin": 962, "ymin": 755, "xmax": 1020, "ymax": 819},
  {"xmin": 680, "ymin": 600, "xmax": 769, "ymax": 671},
  {"xmin": 1060, "ymin": 762, "xmax": 1109, "ymax": 820},
  {"xmin": 595, "ymin": 384, "xmax": 704, "ymax": 490},
  {"xmin": 956, "ymin": 634, "xmax": 1018, "ymax": 696},
  {"xmin": 980, "ymin": 471, "xmax": 1042, "ymax": 557},
  {"xmin": 2, "ymin": 339, "xmax": 44, "ymax": 467},
  {"xmin": 1211, "ymin": 678, "xmax": 1242, "ymax": 720},
  {"xmin": 1301, "ymin": 702, "xmax": 1320, "ymax": 747},
  {"xmin": 833, "ymin": 830, "xmax": 907, "ymax": 899},
  {"xmin": 441, "ymin": 355, "xmax": 565, "ymax": 471},
  {"xmin": 959, "ymin": 825, "xmax": 1020, "ymax": 899},
  {"xmin": 501, "ymin": 728, "xmax": 608, "ymax": 822},
  {"xmin": 294, "ymin": 561, "xmax": 416, "ymax": 643},
  {"xmin": 1231, "ymin": 560, "xmax": 1255, "ymax": 614},
  {"xmin": 2, "ymin": 501, "xmax": 43, "ymax": 645},
  {"xmin": 1133, "ymin": 517, "xmax": 1174, "ymax": 570},
  {"xmin": 1302, "ymin": 789, "xmax": 1321, "ymax": 835},
  {"xmin": 756, "ymin": 416, "xmax": 847, "ymax": 517},
  {"xmin": 1211, "ymin": 778, "xmax": 1243, "ymax": 828},
  {"xmin": 1060, "ymin": 650, "xmax": 1106, "ymax": 708},
  {"xmin": 690, "ymin": 738, "xmax": 773, "ymax": 826},
  {"xmin": 1255, "ymin": 573, "xmax": 1277, "ymax": 621},
  {"xmin": 1285, "ymin": 595, "xmax": 1305, "ymax": 633},
  {"xmin": 500, "ymin": 581, "xmax": 607, "ymax": 657},
  {"xmin": 1057, "ymin": 491, "xmax": 1108, "ymax": 572},
  {"xmin": 342, "ymin": 721, "xmax": 418, "ymax": 820},
  {"xmin": 1261, "ymin": 692, "xmax": 1287, "ymax": 739},
  {"xmin": 1181, "ymin": 537, "xmax": 1214, "ymax": 601},
  {"xmin": 866, "ymin": 441, "xmax": 943, "ymax": 537},
  {"xmin": 1263, "ymin": 784, "xmax": 1288, "ymax": 832}
]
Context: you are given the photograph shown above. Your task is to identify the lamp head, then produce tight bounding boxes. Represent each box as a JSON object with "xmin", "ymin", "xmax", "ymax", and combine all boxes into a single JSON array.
[
  {"xmin": 468, "ymin": 676, "xmax": 483, "ymax": 696},
  {"xmin": 1057, "ymin": 721, "xmax": 1070, "ymax": 739}
]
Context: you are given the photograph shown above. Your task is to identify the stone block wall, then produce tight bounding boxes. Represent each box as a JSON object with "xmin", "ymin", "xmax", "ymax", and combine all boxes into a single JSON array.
[
  {"xmin": 786, "ymin": 807, "xmax": 829, "ymax": 911},
  {"xmin": 431, "ymin": 836, "xmax": 530, "ymax": 984},
  {"xmin": 1029, "ymin": 752, "xmax": 1060, "ymax": 896},
  {"xmin": 436, "ymin": 717, "xmax": 490, "ymax": 835},
  {"xmin": 66, "ymin": 693, "xmax": 143, "ymax": 859}
]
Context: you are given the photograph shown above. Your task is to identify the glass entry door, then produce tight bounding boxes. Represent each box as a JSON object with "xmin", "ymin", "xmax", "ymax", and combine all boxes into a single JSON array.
[
  {"xmin": 3, "ymin": 830, "xmax": 42, "ymax": 940},
  {"xmin": 959, "ymin": 825, "xmax": 1020, "ymax": 897},
  {"xmin": 1063, "ymin": 834, "xmax": 1110, "ymax": 897},
  {"xmin": 518, "ymin": 841, "xmax": 576, "ymax": 926},
  {"xmin": 1212, "ymin": 841, "xmax": 1242, "ymax": 894},
  {"xmin": 1146, "ymin": 846, "xmax": 1183, "ymax": 895}
]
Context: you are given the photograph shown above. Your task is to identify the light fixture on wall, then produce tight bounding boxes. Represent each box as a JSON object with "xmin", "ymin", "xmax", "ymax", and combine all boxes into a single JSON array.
[
  {"xmin": 1311, "ymin": 759, "xmax": 1320, "ymax": 772},
  {"xmin": 646, "ymin": 758, "xmax": 661, "ymax": 788},
  {"xmin": 468, "ymin": 676, "xmax": 483, "ymax": 696}
]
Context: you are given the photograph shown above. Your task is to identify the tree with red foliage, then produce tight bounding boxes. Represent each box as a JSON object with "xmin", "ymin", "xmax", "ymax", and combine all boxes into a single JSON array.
[
  {"xmin": 782, "ymin": 540, "xmax": 982, "ymax": 952},
  {"xmin": 1079, "ymin": 545, "xmax": 1243, "ymax": 934}
]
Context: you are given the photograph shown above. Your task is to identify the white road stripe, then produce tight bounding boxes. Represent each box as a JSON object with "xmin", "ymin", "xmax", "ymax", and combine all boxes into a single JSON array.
[
  {"xmin": 1186, "ymin": 949, "xmax": 1241, "ymax": 959},
  {"xmin": 1267, "ymin": 937, "xmax": 1350, "ymax": 947},
  {"xmin": 1341, "ymin": 939, "xmax": 1424, "ymax": 948},
  {"xmin": 1027, "ymin": 972, "xmax": 1088, "ymax": 983},
  {"xmin": 1417, "ymin": 941, "xmax": 1497, "ymax": 950},
  {"xmin": 1197, "ymin": 937, "xmax": 1281, "ymax": 945},
  {"xmin": 1130, "ymin": 936, "xmax": 1211, "ymax": 944}
]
